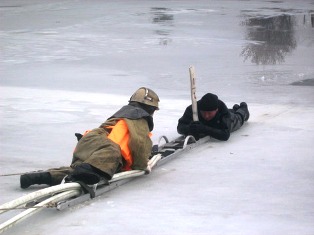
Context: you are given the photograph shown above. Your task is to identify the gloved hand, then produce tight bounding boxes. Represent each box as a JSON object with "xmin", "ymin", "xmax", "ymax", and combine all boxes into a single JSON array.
[
  {"xmin": 189, "ymin": 121, "xmax": 205, "ymax": 133},
  {"xmin": 189, "ymin": 121, "xmax": 205, "ymax": 140}
]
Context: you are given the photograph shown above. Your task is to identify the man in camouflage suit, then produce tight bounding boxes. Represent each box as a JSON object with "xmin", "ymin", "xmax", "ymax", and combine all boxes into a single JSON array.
[{"xmin": 20, "ymin": 87, "xmax": 160, "ymax": 188}]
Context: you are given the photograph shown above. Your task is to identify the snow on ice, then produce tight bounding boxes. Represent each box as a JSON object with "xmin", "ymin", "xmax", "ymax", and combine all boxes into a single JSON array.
[{"xmin": 0, "ymin": 1, "xmax": 314, "ymax": 234}]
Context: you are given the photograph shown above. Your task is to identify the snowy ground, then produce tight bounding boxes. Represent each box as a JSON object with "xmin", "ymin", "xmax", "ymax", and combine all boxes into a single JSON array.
[{"xmin": 1, "ymin": 0, "xmax": 314, "ymax": 234}]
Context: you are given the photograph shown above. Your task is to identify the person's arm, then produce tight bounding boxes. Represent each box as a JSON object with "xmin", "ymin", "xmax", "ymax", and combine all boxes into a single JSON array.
[
  {"xmin": 177, "ymin": 106, "xmax": 193, "ymax": 135},
  {"xmin": 189, "ymin": 116, "xmax": 231, "ymax": 141},
  {"xmin": 202, "ymin": 125, "xmax": 230, "ymax": 141},
  {"xmin": 126, "ymin": 118, "xmax": 152, "ymax": 171}
]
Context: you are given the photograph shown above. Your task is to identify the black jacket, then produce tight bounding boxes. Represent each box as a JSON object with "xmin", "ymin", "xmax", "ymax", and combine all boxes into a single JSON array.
[{"xmin": 177, "ymin": 100, "xmax": 232, "ymax": 141}]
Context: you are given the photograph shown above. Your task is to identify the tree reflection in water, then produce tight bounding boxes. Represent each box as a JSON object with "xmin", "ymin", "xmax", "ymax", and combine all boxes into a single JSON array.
[
  {"xmin": 241, "ymin": 14, "xmax": 297, "ymax": 65},
  {"xmin": 151, "ymin": 7, "xmax": 174, "ymax": 45}
]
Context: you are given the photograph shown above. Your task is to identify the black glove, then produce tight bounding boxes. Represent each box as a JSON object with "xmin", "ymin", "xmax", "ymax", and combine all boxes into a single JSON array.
[
  {"xmin": 189, "ymin": 121, "xmax": 205, "ymax": 140},
  {"xmin": 189, "ymin": 121, "xmax": 205, "ymax": 133}
]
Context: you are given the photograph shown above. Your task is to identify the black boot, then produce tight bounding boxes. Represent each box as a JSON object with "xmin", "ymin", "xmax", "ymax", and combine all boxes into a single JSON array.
[
  {"xmin": 65, "ymin": 163, "xmax": 108, "ymax": 185},
  {"xmin": 232, "ymin": 104, "xmax": 240, "ymax": 111},
  {"xmin": 236, "ymin": 102, "xmax": 250, "ymax": 122},
  {"xmin": 240, "ymin": 102, "xmax": 250, "ymax": 121},
  {"xmin": 20, "ymin": 172, "xmax": 52, "ymax": 189}
]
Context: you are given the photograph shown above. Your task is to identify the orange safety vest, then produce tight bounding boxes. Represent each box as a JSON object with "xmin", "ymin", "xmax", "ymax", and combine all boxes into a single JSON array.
[
  {"xmin": 107, "ymin": 119, "xmax": 133, "ymax": 171},
  {"xmin": 77, "ymin": 119, "xmax": 152, "ymax": 171}
]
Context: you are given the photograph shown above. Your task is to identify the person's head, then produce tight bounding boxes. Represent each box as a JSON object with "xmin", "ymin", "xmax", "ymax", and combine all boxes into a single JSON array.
[
  {"xmin": 129, "ymin": 87, "xmax": 160, "ymax": 115},
  {"xmin": 199, "ymin": 93, "xmax": 219, "ymax": 121}
]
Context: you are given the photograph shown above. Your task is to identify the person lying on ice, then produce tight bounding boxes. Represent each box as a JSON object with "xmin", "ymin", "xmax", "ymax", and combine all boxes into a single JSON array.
[
  {"xmin": 20, "ymin": 87, "xmax": 160, "ymax": 188},
  {"xmin": 177, "ymin": 93, "xmax": 249, "ymax": 141}
]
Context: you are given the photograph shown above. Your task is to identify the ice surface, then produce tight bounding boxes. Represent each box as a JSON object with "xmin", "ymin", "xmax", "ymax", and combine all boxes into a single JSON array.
[{"xmin": 0, "ymin": 1, "xmax": 314, "ymax": 234}]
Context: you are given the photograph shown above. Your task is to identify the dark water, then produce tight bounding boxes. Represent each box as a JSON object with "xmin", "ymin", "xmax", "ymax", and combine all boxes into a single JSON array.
[
  {"xmin": 0, "ymin": 0, "xmax": 313, "ymax": 95},
  {"xmin": 240, "ymin": 12, "xmax": 314, "ymax": 86}
]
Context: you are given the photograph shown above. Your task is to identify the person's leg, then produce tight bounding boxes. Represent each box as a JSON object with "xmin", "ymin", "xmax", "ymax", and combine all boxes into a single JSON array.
[
  {"xmin": 236, "ymin": 102, "xmax": 250, "ymax": 122},
  {"xmin": 229, "ymin": 102, "xmax": 250, "ymax": 132},
  {"xmin": 69, "ymin": 128, "xmax": 122, "ymax": 184},
  {"xmin": 20, "ymin": 166, "xmax": 73, "ymax": 189},
  {"xmin": 82, "ymin": 139, "xmax": 122, "ymax": 180}
]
